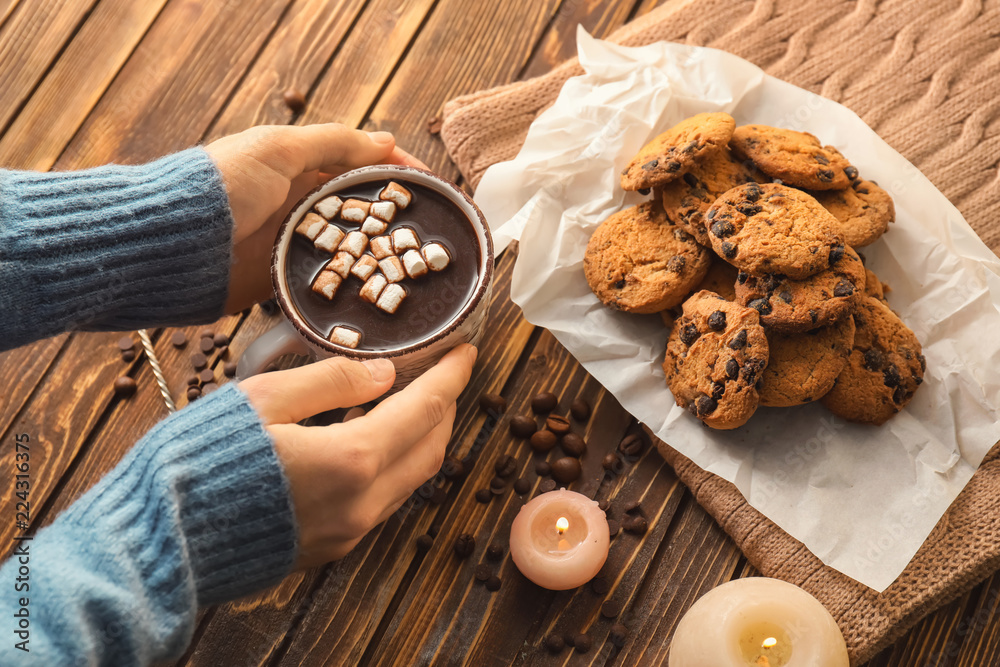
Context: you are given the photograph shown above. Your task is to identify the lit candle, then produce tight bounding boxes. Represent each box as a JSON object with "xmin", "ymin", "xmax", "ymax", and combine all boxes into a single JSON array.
[
  {"xmin": 509, "ymin": 489, "xmax": 610, "ymax": 590},
  {"xmin": 669, "ymin": 578, "xmax": 848, "ymax": 667}
]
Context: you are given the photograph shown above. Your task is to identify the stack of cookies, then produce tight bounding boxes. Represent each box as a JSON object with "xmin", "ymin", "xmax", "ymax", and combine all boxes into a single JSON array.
[{"xmin": 584, "ymin": 112, "xmax": 925, "ymax": 430}]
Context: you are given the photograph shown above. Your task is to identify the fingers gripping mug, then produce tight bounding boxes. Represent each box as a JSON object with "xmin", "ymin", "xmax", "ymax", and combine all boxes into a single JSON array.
[{"xmin": 237, "ymin": 165, "xmax": 494, "ymax": 389}]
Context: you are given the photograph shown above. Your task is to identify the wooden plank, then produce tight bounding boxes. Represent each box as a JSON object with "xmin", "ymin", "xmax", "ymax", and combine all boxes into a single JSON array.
[
  {"xmin": 0, "ymin": 0, "xmax": 169, "ymax": 170},
  {"xmin": 0, "ymin": 336, "xmax": 68, "ymax": 440}
]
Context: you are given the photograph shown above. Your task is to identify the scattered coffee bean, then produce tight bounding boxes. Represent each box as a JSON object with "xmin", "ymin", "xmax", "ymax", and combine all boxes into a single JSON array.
[
  {"xmin": 560, "ymin": 433, "xmax": 587, "ymax": 457},
  {"xmin": 551, "ymin": 457, "xmax": 582, "ymax": 484},
  {"xmin": 539, "ymin": 479, "xmax": 557, "ymax": 494},
  {"xmin": 529, "ymin": 430, "xmax": 558, "ymax": 453},
  {"xmin": 489, "ymin": 476, "xmax": 507, "ymax": 495},
  {"xmin": 601, "ymin": 600, "xmax": 621, "ymax": 618},
  {"xmin": 282, "ymin": 88, "xmax": 306, "ymax": 113},
  {"xmin": 543, "ymin": 634, "xmax": 565, "ymax": 653},
  {"xmin": 430, "ymin": 486, "xmax": 447, "ymax": 505},
  {"xmin": 479, "ymin": 392, "xmax": 506, "ymax": 415},
  {"xmin": 535, "ymin": 461, "xmax": 552, "ymax": 477},
  {"xmin": 624, "ymin": 515, "xmax": 648, "ymax": 535},
  {"xmin": 570, "ymin": 397, "xmax": 591, "ymax": 421},
  {"xmin": 486, "ymin": 543, "xmax": 505, "ymax": 561},
  {"xmin": 441, "ymin": 455, "xmax": 465, "ymax": 481},
  {"xmin": 485, "ymin": 575, "xmax": 501, "ymax": 592},
  {"xmin": 170, "ymin": 331, "xmax": 187, "ymax": 348},
  {"xmin": 475, "ymin": 489, "xmax": 492, "ymax": 503},
  {"xmin": 607, "ymin": 519, "xmax": 620, "ymax": 538},
  {"xmin": 191, "ymin": 353, "xmax": 207, "ymax": 370},
  {"xmin": 494, "ymin": 454, "xmax": 517, "ymax": 478},
  {"xmin": 223, "ymin": 361, "xmax": 238, "ymax": 378},
  {"xmin": 199, "ymin": 368, "xmax": 215, "ymax": 384},
  {"xmin": 598, "ymin": 499, "xmax": 609, "ymax": 512},
  {"xmin": 573, "ymin": 634, "xmax": 592, "ymax": 653},
  {"xmin": 563, "ymin": 633, "xmax": 576, "ymax": 647},
  {"xmin": 590, "ymin": 576, "xmax": 610, "ymax": 595},
  {"xmin": 199, "ymin": 329, "xmax": 214, "ymax": 339},
  {"xmin": 531, "ymin": 391, "xmax": 558, "ymax": 414},
  {"xmin": 509, "ymin": 415, "xmax": 537, "ymax": 438},
  {"xmin": 415, "ymin": 534, "xmax": 433, "ymax": 551},
  {"xmin": 199, "ymin": 336, "xmax": 215, "ymax": 354},
  {"xmin": 113, "ymin": 376, "xmax": 137, "ymax": 397},
  {"xmin": 201, "ymin": 382, "xmax": 218, "ymax": 395},
  {"xmin": 624, "ymin": 500, "xmax": 642, "ymax": 514},
  {"xmin": 186, "ymin": 386, "xmax": 201, "ymax": 401},
  {"xmin": 453, "ymin": 533, "xmax": 475, "ymax": 559},
  {"xmin": 474, "ymin": 563, "xmax": 491, "ymax": 582},
  {"xmin": 545, "ymin": 415, "xmax": 571, "ymax": 436},
  {"xmin": 602, "ymin": 453, "xmax": 620, "ymax": 471},
  {"xmin": 120, "ymin": 348, "xmax": 136, "ymax": 363},
  {"xmin": 213, "ymin": 333, "xmax": 229, "ymax": 347},
  {"xmin": 513, "ymin": 478, "xmax": 531, "ymax": 495},
  {"xmin": 618, "ymin": 433, "xmax": 646, "ymax": 457},
  {"xmin": 186, "ymin": 375, "xmax": 199, "ymax": 386},
  {"xmin": 117, "ymin": 336, "xmax": 134, "ymax": 352},
  {"xmin": 609, "ymin": 623, "xmax": 628, "ymax": 647}
]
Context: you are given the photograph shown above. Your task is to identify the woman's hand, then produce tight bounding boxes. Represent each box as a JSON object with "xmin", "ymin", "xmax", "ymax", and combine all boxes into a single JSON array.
[
  {"xmin": 239, "ymin": 344, "xmax": 477, "ymax": 569},
  {"xmin": 205, "ymin": 124, "xmax": 426, "ymax": 313}
]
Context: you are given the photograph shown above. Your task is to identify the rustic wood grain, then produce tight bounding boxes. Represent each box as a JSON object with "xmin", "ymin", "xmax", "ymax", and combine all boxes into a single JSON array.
[{"xmin": 0, "ymin": 336, "xmax": 68, "ymax": 440}]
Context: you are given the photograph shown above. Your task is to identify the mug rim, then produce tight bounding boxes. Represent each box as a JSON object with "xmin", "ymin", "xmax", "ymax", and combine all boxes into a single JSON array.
[{"xmin": 270, "ymin": 164, "xmax": 494, "ymax": 359}]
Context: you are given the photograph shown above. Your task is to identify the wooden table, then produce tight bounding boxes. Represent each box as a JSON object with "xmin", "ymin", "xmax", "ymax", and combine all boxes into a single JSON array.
[{"xmin": 2, "ymin": 1, "xmax": 998, "ymax": 665}]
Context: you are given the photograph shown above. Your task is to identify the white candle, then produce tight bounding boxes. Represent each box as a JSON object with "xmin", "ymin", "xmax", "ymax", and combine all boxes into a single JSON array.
[
  {"xmin": 509, "ymin": 489, "xmax": 610, "ymax": 590},
  {"xmin": 669, "ymin": 578, "xmax": 848, "ymax": 667}
]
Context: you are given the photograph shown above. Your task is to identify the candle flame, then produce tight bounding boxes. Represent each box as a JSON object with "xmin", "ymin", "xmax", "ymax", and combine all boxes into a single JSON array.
[
  {"xmin": 761, "ymin": 637, "xmax": 777, "ymax": 649},
  {"xmin": 556, "ymin": 517, "xmax": 569, "ymax": 534}
]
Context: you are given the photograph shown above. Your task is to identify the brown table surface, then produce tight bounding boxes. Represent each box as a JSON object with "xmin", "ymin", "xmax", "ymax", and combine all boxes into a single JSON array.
[{"xmin": 1, "ymin": 0, "xmax": 998, "ymax": 665}]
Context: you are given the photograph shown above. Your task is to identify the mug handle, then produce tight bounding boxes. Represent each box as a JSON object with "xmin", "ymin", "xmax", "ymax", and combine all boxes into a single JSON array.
[{"xmin": 236, "ymin": 319, "xmax": 312, "ymax": 380}]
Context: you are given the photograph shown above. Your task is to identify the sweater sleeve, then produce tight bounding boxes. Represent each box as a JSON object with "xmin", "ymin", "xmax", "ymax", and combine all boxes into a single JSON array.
[
  {"xmin": 0, "ymin": 384, "xmax": 298, "ymax": 666},
  {"xmin": 0, "ymin": 148, "xmax": 234, "ymax": 351}
]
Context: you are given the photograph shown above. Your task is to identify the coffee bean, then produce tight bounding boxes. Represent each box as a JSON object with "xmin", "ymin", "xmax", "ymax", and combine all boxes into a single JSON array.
[
  {"xmin": 561, "ymin": 433, "xmax": 587, "ymax": 457},
  {"xmin": 282, "ymin": 88, "xmax": 306, "ymax": 113},
  {"xmin": 199, "ymin": 337, "xmax": 216, "ymax": 354},
  {"xmin": 707, "ymin": 310, "xmax": 727, "ymax": 331},
  {"xmin": 202, "ymin": 382, "xmax": 219, "ymax": 395},
  {"xmin": 186, "ymin": 375, "xmax": 199, "ymax": 386},
  {"xmin": 590, "ymin": 576, "xmax": 610, "ymax": 595},
  {"xmin": 186, "ymin": 386, "xmax": 201, "ymax": 401},
  {"xmin": 199, "ymin": 368, "xmax": 214, "ymax": 383},
  {"xmin": 598, "ymin": 499, "xmax": 609, "ymax": 511},
  {"xmin": 531, "ymin": 391, "xmax": 558, "ymax": 414},
  {"xmin": 479, "ymin": 392, "xmax": 506, "ymax": 415},
  {"xmin": 679, "ymin": 324, "xmax": 700, "ymax": 345},
  {"xmin": 529, "ymin": 430, "xmax": 558, "ymax": 453},
  {"xmin": 624, "ymin": 500, "xmax": 642, "ymax": 514},
  {"xmin": 117, "ymin": 336, "xmax": 134, "ymax": 352},
  {"xmin": 624, "ymin": 515, "xmax": 648, "ymax": 534},
  {"xmin": 570, "ymin": 398, "xmax": 591, "ymax": 421},
  {"xmin": 609, "ymin": 623, "xmax": 628, "ymax": 647},
  {"xmin": 171, "ymin": 331, "xmax": 187, "ymax": 348},
  {"xmin": 513, "ymin": 478, "xmax": 531, "ymax": 495},
  {"xmin": 474, "ymin": 563, "xmax": 491, "ymax": 582},
  {"xmin": 551, "ymin": 457, "xmax": 582, "ymax": 484},
  {"xmin": 441, "ymin": 456, "xmax": 465, "ymax": 481},
  {"xmin": 509, "ymin": 415, "xmax": 537, "ymax": 438},
  {"xmin": 453, "ymin": 534, "xmax": 475, "ymax": 559},
  {"xmin": 601, "ymin": 600, "xmax": 621, "ymax": 618},
  {"xmin": 213, "ymin": 333, "xmax": 229, "ymax": 348},
  {"xmin": 545, "ymin": 415, "xmax": 571, "ymax": 436},
  {"xmin": 223, "ymin": 361, "xmax": 238, "ymax": 378},
  {"xmin": 415, "ymin": 534, "xmax": 433, "ymax": 551},
  {"xmin": 485, "ymin": 575, "xmax": 501, "ymax": 592},
  {"xmin": 535, "ymin": 461, "xmax": 552, "ymax": 477},
  {"xmin": 113, "ymin": 376, "xmax": 137, "ymax": 397},
  {"xmin": 495, "ymin": 454, "xmax": 517, "ymax": 478},
  {"xmin": 607, "ymin": 519, "xmax": 620, "ymax": 538},
  {"xmin": 486, "ymin": 543, "xmax": 505, "ymax": 561},
  {"xmin": 475, "ymin": 489, "xmax": 492, "ymax": 503},
  {"xmin": 543, "ymin": 634, "xmax": 565, "ymax": 653},
  {"xmin": 602, "ymin": 452, "xmax": 619, "ymax": 471},
  {"xmin": 120, "ymin": 349, "xmax": 136, "ymax": 363},
  {"xmin": 618, "ymin": 433, "xmax": 646, "ymax": 457},
  {"xmin": 430, "ymin": 486, "xmax": 447, "ymax": 505},
  {"xmin": 539, "ymin": 479, "xmax": 557, "ymax": 494},
  {"xmin": 573, "ymin": 634, "xmax": 592, "ymax": 653},
  {"xmin": 489, "ymin": 476, "xmax": 507, "ymax": 495}
]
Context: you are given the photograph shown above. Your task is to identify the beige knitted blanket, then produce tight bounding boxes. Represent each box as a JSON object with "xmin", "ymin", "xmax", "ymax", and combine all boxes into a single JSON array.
[{"xmin": 440, "ymin": 0, "xmax": 1000, "ymax": 662}]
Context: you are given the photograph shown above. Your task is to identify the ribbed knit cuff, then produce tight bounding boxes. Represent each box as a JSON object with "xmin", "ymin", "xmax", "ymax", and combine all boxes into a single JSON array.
[
  {"xmin": 0, "ymin": 148, "xmax": 234, "ymax": 349},
  {"xmin": 61, "ymin": 384, "xmax": 298, "ymax": 605}
]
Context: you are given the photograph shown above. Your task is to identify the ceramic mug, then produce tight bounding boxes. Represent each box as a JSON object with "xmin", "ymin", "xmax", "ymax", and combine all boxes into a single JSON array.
[{"xmin": 236, "ymin": 165, "xmax": 494, "ymax": 389}]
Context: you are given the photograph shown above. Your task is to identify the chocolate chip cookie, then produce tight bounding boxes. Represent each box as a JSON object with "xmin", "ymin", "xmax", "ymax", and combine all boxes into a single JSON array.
[
  {"xmin": 620, "ymin": 112, "xmax": 735, "ymax": 191},
  {"xmin": 659, "ymin": 147, "xmax": 762, "ymax": 245},
  {"xmin": 695, "ymin": 256, "xmax": 740, "ymax": 301},
  {"xmin": 821, "ymin": 296, "xmax": 925, "ymax": 425},
  {"xmin": 663, "ymin": 291, "xmax": 769, "ymax": 429},
  {"xmin": 863, "ymin": 267, "xmax": 889, "ymax": 302},
  {"xmin": 758, "ymin": 316, "xmax": 856, "ymax": 407},
  {"xmin": 735, "ymin": 244, "xmax": 866, "ymax": 333},
  {"xmin": 585, "ymin": 201, "xmax": 711, "ymax": 313},
  {"xmin": 706, "ymin": 182, "xmax": 845, "ymax": 279},
  {"xmin": 729, "ymin": 125, "xmax": 851, "ymax": 190},
  {"xmin": 811, "ymin": 180, "xmax": 894, "ymax": 247}
]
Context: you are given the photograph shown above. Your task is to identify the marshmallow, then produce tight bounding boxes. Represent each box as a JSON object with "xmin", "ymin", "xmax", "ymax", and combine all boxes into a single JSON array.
[
  {"xmin": 422, "ymin": 242, "xmax": 451, "ymax": 271},
  {"xmin": 311, "ymin": 271, "xmax": 342, "ymax": 300},
  {"xmin": 338, "ymin": 231, "xmax": 369, "ymax": 258},
  {"xmin": 401, "ymin": 249, "xmax": 428, "ymax": 279},
  {"xmin": 340, "ymin": 199, "xmax": 371, "ymax": 223},
  {"xmin": 391, "ymin": 227, "xmax": 420, "ymax": 253},
  {"xmin": 328, "ymin": 251, "xmax": 355, "ymax": 279},
  {"xmin": 370, "ymin": 200, "xmax": 396, "ymax": 223},
  {"xmin": 295, "ymin": 212, "xmax": 327, "ymax": 240},
  {"xmin": 380, "ymin": 182, "xmax": 412, "ymax": 209},
  {"xmin": 376, "ymin": 283, "xmax": 407, "ymax": 314},
  {"xmin": 361, "ymin": 216, "xmax": 388, "ymax": 236},
  {"xmin": 379, "ymin": 256, "xmax": 406, "ymax": 283},
  {"xmin": 330, "ymin": 326, "xmax": 361, "ymax": 349},
  {"xmin": 350, "ymin": 254, "xmax": 378, "ymax": 281},
  {"xmin": 369, "ymin": 235, "xmax": 394, "ymax": 260},
  {"xmin": 360, "ymin": 274, "xmax": 387, "ymax": 304},
  {"xmin": 313, "ymin": 225, "xmax": 345, "ymax": 253},
  {"xmin": 314, "ymin": 195, "xmax": 343, "ymax": 219}
]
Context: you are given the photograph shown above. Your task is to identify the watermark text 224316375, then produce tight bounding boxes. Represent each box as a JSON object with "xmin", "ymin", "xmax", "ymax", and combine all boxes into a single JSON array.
[{"xmin": 12, "ymin": 432, "xmax": 32, "ymax": 653}]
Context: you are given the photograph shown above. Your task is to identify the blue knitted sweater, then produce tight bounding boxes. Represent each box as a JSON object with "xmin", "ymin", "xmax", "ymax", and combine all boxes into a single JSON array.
[{"xmin": 0, "ymin": 149, "xmax": 298, "ymax": 665}]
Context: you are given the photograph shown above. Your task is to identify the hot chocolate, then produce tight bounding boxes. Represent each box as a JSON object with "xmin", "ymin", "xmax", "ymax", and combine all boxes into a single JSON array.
[{"xmin": 285, "ymin": 179, "xmax": 482, "ymax": 351}]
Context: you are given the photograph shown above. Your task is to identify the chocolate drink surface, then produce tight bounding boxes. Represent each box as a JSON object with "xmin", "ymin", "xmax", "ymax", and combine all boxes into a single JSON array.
[{"xmin": 286, "ymin": 180, "xmax": 481, "ymax": 351}]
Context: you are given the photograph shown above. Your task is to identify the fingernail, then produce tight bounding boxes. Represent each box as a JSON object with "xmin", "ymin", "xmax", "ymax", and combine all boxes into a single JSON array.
[
  {"xmin": 467, "ymin": 345, "xmax": 478, "ymax": 364},
  {"xmin": 363, "ymin": 358, "xmax": 395, "ymax": 383},
  {"xmin": 367, "ymin": 131, "xmax": 394, "ymax": 145}
]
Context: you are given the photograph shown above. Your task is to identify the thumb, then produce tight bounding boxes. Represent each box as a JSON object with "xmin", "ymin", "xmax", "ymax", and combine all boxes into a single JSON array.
[{"xmin": 241, "ymin": 356, "xmax": 396, "ymax": 425}]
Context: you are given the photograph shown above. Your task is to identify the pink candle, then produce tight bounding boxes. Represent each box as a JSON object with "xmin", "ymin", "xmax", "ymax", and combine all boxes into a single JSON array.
[{"xmin": 509, "ymin": 489, "xmax": 610, "ymax": 590}]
